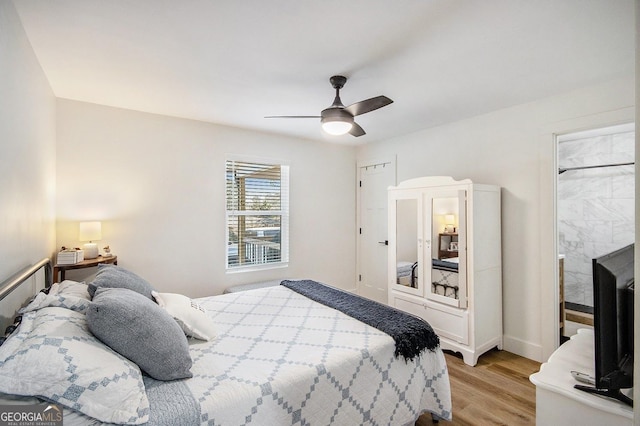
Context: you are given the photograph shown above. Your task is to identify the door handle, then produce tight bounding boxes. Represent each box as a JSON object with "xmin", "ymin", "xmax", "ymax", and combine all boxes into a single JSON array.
[{"xmin": 378, "ymin": 240, "xmax": 389, "ymax": 246}]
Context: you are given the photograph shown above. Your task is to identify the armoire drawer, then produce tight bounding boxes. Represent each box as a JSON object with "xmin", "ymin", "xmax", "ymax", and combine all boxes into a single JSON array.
[{"xmin": 392, "ymin": 294, "xmax": 469, "ymax": 345}]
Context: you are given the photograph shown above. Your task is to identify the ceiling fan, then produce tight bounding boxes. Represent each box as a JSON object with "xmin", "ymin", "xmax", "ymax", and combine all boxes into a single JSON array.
[{"xmin": 265, "ymin": 75, "xmax": 393, "ymax": 137}]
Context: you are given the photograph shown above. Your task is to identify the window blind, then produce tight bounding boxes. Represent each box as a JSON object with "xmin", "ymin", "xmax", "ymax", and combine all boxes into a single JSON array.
[{"xmin": 226, "ymin": 159, "xmax": 289, "ymax": 269}]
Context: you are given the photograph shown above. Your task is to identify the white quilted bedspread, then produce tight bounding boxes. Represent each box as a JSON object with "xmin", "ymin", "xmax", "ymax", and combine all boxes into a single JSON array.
[{"xmin": 190, "ymin": 285, "xmax": 452, "ymax": 425}]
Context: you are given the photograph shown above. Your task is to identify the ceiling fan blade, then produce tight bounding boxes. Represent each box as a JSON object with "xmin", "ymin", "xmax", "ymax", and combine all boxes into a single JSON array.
[
  {"xmin": 345, "ymin": 96, "xmax": 393, "ymax": 116},
  {"xmin": 264, "ymin": 115, "xmax": 321, "ymax": 119},
  {"xmin": 349, "ymin": 122, "xmax": 366, "ymax": 137}
]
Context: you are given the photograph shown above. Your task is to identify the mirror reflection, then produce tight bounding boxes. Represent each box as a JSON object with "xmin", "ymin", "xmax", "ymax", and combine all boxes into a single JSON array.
[
  {"xmin": 431, "ymin": 197, "xmax": 461, "ymax": 300},
  {"xmin": 395, "ymin": 199, "xmax": 418, "ymax": 289}
]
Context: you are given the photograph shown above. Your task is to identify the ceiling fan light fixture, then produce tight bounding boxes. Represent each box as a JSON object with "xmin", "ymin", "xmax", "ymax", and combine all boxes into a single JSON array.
[
  {"xmin": 322, "ymin": 119, "xmax": 353, "ymax": 136},
  {"xmin": 321, "ymin": 107, "xmax": 354, "ymax": 136},
  {"xmin": 266, "ymin": 75, "xmax": 392, "ymax": 138}
]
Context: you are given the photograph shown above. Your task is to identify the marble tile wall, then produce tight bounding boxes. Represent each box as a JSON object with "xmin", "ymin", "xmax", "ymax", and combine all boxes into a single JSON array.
[{"xmin": 558, "ymin": 130, "xmax": 635, "ymax": 307}]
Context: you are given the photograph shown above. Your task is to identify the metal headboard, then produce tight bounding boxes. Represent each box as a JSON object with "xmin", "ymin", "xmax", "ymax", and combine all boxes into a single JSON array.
[
  {"xmin": 0, "ymin": 258, "xmax": 52, "ymax": 345},
  {"xmin": 0, "ymin": 257, "xmax": 52, "ymax": 302}
]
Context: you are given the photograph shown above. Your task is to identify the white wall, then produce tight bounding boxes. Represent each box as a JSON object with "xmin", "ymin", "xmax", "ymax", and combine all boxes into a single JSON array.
[
  {"xmin": 0, "ymin": 1, "xmax": 56, "ymax": 327},
  {"xmin": 55, "ymin": 100, "xmax": 357, "ymax": 297},
  {"xmin": 357, "ymin": 76, "xmax": 635, "ymax": 362}
]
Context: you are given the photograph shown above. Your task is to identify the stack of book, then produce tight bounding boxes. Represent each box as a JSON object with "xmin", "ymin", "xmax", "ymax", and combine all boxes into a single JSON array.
[{"xmin": 56, "ymin": 249, "xmax": 84, "ymax": 265}]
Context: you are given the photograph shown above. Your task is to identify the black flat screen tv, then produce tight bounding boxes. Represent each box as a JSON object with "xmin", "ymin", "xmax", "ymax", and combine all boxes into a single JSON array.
[{"xmin": 575, "ymin": 243, "xmax": 634, "ymax": 406}]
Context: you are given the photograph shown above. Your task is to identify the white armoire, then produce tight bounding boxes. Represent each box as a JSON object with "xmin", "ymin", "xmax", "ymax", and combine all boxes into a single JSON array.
[{"xmin": 388, "ymin": 176, "xmax": 502, "ymax": 366}]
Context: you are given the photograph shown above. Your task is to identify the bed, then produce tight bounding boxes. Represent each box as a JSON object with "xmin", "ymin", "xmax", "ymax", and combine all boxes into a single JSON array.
[
  {"xmin": 431, "ymin": 258, "xmax": 459, "ymax": 299},
  {"xmin": 0, "ymin": 258, "xmax": 452, "ymax": 425},
  {"xmin": 396, "ymin": 260, "xmax": 418, "ymax": 287},
  {"xmin": 397, "ymin": 258, "xmax": 460, "ymax": 301}
]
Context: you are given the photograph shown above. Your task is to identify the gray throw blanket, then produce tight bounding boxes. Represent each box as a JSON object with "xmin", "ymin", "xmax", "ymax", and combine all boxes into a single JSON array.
[{"xmin": 280, "ymin": 280, "xmax": 439, "ymax": 361}]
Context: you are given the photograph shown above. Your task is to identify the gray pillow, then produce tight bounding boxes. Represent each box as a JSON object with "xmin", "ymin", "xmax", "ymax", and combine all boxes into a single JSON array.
[
  {"xmin": 88, "ymin": 265, "xmax": 155, "ymax": 300},
  {"xmin": 87, "ymin": 287, "xmax": 193, "ymax": 381}
]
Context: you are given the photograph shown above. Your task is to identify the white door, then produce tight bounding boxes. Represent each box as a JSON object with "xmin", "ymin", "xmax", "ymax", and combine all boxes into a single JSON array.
[{"xmin": 357, "ymin": 159, "xmax": 395, "ymax": 304}]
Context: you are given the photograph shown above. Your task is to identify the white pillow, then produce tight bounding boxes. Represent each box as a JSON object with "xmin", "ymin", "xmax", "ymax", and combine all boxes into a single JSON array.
[
  {"xmin": 152, "ymin": 291, "xmax": 217, "ymax": 341},
  {"xmin": 0, "ymin": 307, "xmax": 149, "ymax": 424}
]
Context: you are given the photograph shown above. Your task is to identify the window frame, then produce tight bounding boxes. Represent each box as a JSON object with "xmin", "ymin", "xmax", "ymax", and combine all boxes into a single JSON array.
[{"xmin": 225, "ymin": 155, "xmax": 289, "ymax": 272}]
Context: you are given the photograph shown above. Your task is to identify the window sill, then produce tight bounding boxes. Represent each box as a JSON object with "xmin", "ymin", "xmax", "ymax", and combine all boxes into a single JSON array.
[{"xmin": 226, "ymin": 262, "xmax": 289, "ymax": 274}]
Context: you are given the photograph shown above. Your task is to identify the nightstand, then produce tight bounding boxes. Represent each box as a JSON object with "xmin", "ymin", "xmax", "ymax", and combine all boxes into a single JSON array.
[
  {"xmin": 437, "ymin": 233, "xmax": 459, "ymax": 259},
  {"xmin": 53, "ymin": 255, "xmax": 117, "ymax": 283}
]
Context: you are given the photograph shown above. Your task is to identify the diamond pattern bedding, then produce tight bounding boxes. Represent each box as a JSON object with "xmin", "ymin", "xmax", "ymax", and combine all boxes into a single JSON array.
[
  {"xmin": 184, "ymin": 285, "xmax": 452, "ymax": 425},
  {"xmin": 1, "ymin": 283, "xmax": 452, "ymax": 425},
  {"xmin": 432, "ymin": 268, "xmax": 459, "ymax": 298}
]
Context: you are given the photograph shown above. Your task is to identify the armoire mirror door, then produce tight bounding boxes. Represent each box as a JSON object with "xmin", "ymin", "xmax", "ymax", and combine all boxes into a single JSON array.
[
  {"xmin": 392, "ymin": 196, "xmax": 423, "ymax": 297},
  {"xmin": 427, "ymin": 190, "xmax": 467, "ymax": 308}
]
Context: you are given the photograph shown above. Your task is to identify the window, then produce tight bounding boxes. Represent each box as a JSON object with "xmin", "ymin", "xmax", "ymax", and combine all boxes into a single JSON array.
[{"xmin": 225, "ymin": 158, "xmax": 289, "ymax": 270}]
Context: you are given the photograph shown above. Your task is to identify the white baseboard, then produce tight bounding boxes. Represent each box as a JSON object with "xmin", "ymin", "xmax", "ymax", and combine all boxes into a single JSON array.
[{"xmin": 502, "ymin": 334, "xmax": 543, "ymax": 362}]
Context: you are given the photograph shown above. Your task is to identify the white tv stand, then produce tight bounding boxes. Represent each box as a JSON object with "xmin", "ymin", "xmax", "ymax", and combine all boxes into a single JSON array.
[{"xmin": 529, "ymin": 329, "xmax": 633, "ymax": 425}]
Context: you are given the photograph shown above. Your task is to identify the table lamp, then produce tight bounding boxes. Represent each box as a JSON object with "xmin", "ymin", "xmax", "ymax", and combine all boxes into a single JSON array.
[
  {"xmin": 445, "ymin": 214, "xmax": 456, "ymax": 233},
  {"xmin": 79, "ymin": 221, "xmax": 102, "ymax": 259}
]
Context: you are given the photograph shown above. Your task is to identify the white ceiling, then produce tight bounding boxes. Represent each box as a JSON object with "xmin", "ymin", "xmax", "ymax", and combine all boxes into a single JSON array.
[{"xmin": 13, "ymin": 0, "xmax": 635, "ymax": 145}]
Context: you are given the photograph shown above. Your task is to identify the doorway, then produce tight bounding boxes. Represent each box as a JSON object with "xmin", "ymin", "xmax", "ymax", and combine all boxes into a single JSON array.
[
  {"xmin": 356, "ymin": 158, "xmax": 396, "ymax": 304},
  {"xmin": 557, "ymin": 123, "xmax": 635, "ymax": 336}
]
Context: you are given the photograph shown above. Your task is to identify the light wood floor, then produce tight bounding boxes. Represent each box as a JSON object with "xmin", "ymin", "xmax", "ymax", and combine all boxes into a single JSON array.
[{"xmin": 416, "ymin": 349, "xmax": 541, "ymax": 426}]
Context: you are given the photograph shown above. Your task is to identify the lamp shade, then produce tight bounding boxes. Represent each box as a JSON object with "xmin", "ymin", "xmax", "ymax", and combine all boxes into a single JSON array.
[
  {"xmin": 445, "ymin": 214, "xmax": 455, "ymax": 225},
  {"xmin": 79, "ymin": 221, "xmax": 102, "ymax": 242}
]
